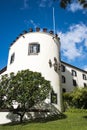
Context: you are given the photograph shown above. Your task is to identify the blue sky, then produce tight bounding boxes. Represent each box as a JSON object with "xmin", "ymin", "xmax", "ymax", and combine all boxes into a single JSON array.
[{"xmin": 0, "ymin": 0, "xmax": 87, "ymax": 70}]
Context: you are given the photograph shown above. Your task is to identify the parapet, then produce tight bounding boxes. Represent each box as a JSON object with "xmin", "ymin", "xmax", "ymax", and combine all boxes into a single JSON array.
[{"xmin": 10, "ymin": 27, "xmax": 60, "ymax": 47}]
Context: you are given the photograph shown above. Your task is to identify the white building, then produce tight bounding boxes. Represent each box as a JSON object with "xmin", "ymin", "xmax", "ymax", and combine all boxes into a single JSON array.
[
  {"xmin": 0, "ymin": 28, "xmax": 62, "ymax": 124},
  {"xmin": 0, "ymin": 27, "xmax": 87, "ymax": 124},
  {"xmin": 61, "ymin": 61, "xmax": 87, "ymax": 92}
]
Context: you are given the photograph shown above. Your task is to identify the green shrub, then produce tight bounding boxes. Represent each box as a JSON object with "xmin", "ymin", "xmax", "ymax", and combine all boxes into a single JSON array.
[{"xmin": 63, "ymin": 88, "xmax": 87, "ymax": 110}]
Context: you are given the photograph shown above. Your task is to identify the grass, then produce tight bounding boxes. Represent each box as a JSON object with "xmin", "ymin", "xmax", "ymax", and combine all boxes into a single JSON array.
[{"xmin": 0, "ymin": 110, "xmax": 87, "ymax": 130}]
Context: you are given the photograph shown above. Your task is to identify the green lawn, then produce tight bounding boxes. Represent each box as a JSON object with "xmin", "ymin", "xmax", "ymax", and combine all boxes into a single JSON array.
[{"xmin": 0, "ymin": 111, "xmax": 87, "ymax": 130}]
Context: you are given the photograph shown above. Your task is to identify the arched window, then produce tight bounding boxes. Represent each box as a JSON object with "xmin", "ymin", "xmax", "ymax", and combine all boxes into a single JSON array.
[
  {"xmin": 83, "ymin": 74, "xmax": 87, "ymax": 80},
  {"xmin": 51, "ymin": 91, "xmax": 57, "ymax": 104},
  {"xmin": 72, "ymin": 70, "xmax": 77, "ymax": 76},
  {"xmin": 73, "ymin": 79, "xmax": 77, "ymax": 86}
]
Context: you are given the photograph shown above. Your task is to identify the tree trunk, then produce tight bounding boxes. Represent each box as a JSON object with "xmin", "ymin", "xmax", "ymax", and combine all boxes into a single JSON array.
[{"xmin": 19, "ymin": 112, "xmax": 25, "ymax": 123}]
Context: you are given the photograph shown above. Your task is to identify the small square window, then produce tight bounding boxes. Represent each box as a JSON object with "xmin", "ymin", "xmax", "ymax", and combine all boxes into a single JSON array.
[{"xmin": 28, "ymin": 43, "xmax": 40, "ymax": 55}]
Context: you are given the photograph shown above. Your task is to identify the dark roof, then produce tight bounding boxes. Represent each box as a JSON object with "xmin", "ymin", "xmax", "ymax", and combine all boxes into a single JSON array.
[
  {"xmin": 61, "ymin": 61, "xmax": 87, "ymax": 74},
  {"xmin": 0, "ymin": 66, "xmax": 7, "ymax": 75}
]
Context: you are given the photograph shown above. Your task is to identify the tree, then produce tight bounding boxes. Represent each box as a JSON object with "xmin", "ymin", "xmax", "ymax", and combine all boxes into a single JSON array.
[
  {"xmin": 0, "ymin": 70, "xmax": 52, "ymax": 123},
  {"xmin": 71, "ymin": 88, "xmax": 87, "ymax": 109},
  {"xmin": 63, "ymin": 88, "xmax": 87, "ymax": 110},
  {"xmin": 54, "ymin": 0, "xmax": 87, "ymax": 9},
  {"xmin": 63, "ymin": 92, "xmax": 73, "ymax": 110}
]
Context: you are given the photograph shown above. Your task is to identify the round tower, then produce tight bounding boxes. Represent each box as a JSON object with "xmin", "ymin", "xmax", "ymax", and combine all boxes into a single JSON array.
[{"xmin": 7, "ymin": 28, "xmax": 62, "ymax": 111}]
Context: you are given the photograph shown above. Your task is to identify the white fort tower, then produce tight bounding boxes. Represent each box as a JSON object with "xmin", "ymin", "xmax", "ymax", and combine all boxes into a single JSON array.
[
  {"xmin": 7, "ymin": 28, "xmax": 62, "ymax": 111},
  {"xmin": 1, "ymin": 27, "xmax": 87, "ymax": 124}
]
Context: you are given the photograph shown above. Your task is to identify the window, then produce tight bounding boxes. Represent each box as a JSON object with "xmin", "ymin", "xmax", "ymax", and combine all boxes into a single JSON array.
[
  {"xmin": 51, "ymin": 92, "xmax": 57, "ymax": 104},
  {"xmin": 84, "ymin": 83, "xmax": 87, "ymax": 87},
  {"xmin": 62, "ymin": 88, "xmax": 66, "ymax": 93},
  {"xmin": 61, "ymin": 65, "xmax": 65, "ymax": 72},
  {"xmin": 83, "ymin": 74, "xmax": 87, "ymax": 80},
  {"xmin": 10, "ymin": 53, "xmax": 15, "ymax": 64},
  {"xmin": 73, "ymin": 79, "xmax": 77, "ymax": 86},
  {"xmin": 28, "ymin": 43, "xmax": 40, "ymax": 55},
  {"xmin": 62, "ymin": 75, "xmax": 66, "ymax": 83},
  {"xmin": 49, "ymin": 59, "xmax": 52, "ymax": 67},
  {"xmin": 72, "ymin": 70, "xmax": 77, "ymax": 76}
]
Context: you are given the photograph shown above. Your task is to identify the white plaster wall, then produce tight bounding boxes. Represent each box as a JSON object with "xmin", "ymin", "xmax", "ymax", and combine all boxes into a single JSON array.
[
  {"xmin": 76, "ymin": 71, "xmax": 87, "ymax": 88},
  {"xmin": 7, "ymin": 32, "xmax": 62, "ymax": 111},
  {"xmin": 61, "ymin": 62, "xmax": 87, "ymax": 92},
  {"xmin": 61, "ymin": 65, "xmax": 74, "ymax": 92},
  {"xmin": 0, "ymin": 112, "xmax": 11, "ymax": 124}
]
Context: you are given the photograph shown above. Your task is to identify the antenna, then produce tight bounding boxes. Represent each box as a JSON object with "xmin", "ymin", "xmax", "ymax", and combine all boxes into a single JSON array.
[{"xmin": 53, "ymin": 7, "xmax": 56, "ymax": 34}]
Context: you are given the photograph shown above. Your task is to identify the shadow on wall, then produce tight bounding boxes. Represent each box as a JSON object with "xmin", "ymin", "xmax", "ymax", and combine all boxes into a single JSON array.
[
  {"xmin": 6, "ymin": 113, "xmax": 19, "ymax": 122},
  {"xmin": 5, "ymin": 102, "xmax": 66, "ymax": 124}
]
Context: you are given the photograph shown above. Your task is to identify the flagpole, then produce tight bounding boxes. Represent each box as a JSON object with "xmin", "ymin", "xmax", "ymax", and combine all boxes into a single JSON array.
[{"xmin": 53, "ymin": 7, "xmax": 55, "ymax": 34}]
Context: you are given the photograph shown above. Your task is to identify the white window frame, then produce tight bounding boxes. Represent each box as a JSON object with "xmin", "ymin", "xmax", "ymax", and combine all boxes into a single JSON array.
[{"xmin": 28, "ymin": 43, "xmax": 40, "ymax": 55}]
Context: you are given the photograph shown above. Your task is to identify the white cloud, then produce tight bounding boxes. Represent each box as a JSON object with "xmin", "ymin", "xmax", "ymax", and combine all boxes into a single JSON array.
[
  {"xmin": 39, "ymin": 0, "xmax": 47, "ymax": 7},
  {"xmin": 68, "ymin": 2, "xmax": 83, "ymax": 12},
  {"xmin": 83, "ymin": 65, "xmax": 87, "ymax": 71},
  {"xmin": 39, "ymin": 0, "xmax": 53, "ymax": 8},
  {"xmin": 30, "ymin": 20, "xmax": 40, "ymax": 29},
  {"xmin": 24, "ymin": 19, "xmax": 40, "ymax": 29},
  {"xmin": 58, "ymin": 23, "xmax": 87, "ymax": 60},
  {"xmin": 24, "ymin": 20, "xmax": 30, "ymax": 27},
  {"xmin": 30, "ymin": 20, "xmax": 37, "ymax": 28},
  {"xmin": 21, "ymin": 0, "xmax": 29, "ymax": 10}
]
